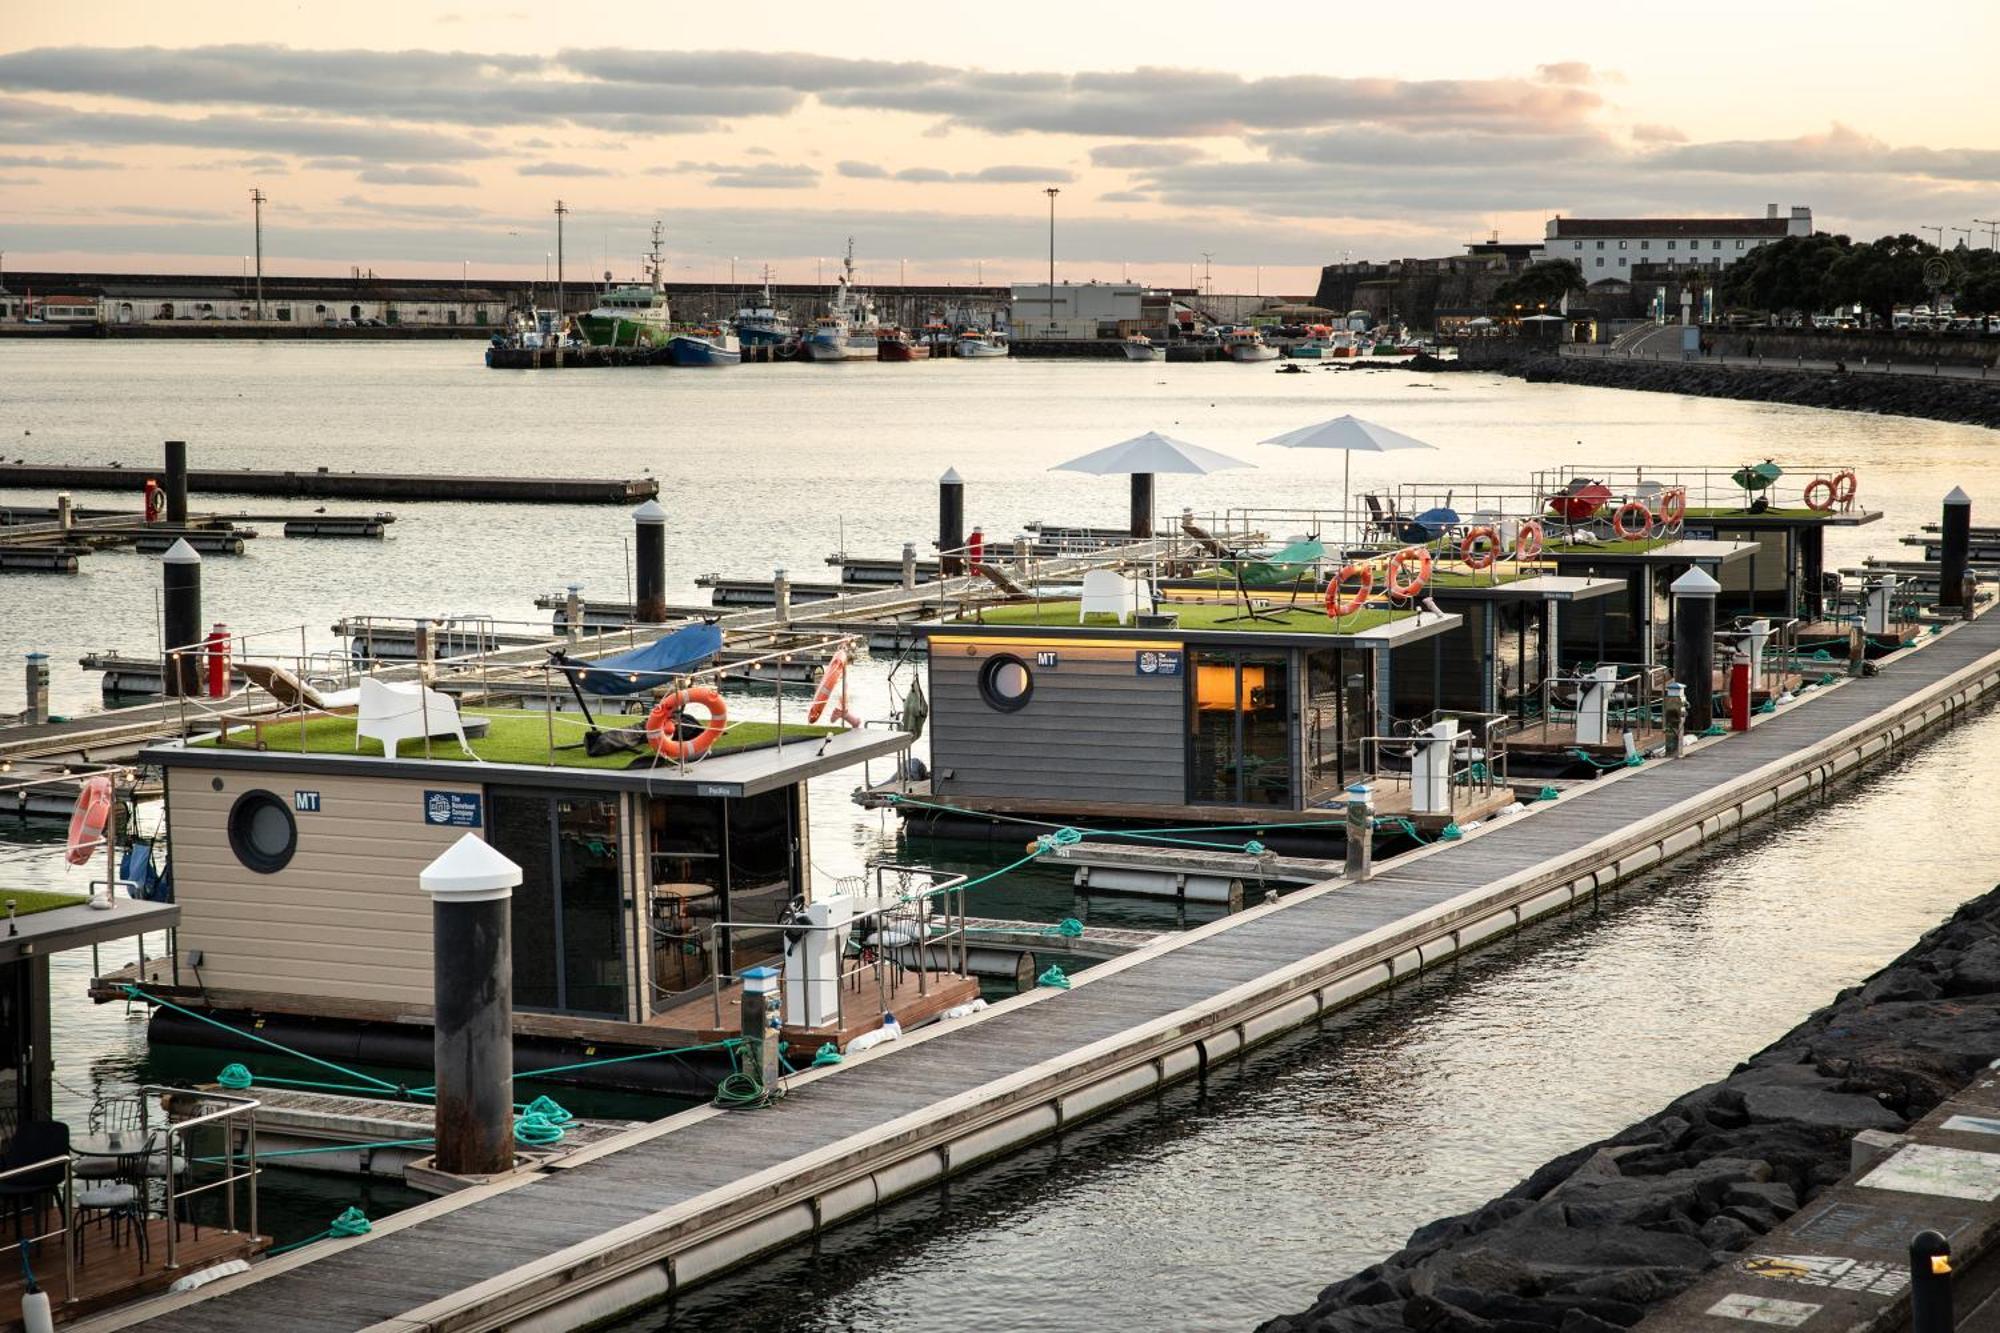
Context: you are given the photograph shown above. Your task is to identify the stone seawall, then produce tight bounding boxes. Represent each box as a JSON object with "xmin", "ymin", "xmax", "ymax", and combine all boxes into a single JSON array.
[
  {"xmin": 1259, "ymin": 885, "xmax": 2000, "ymax": 1333},
  {"xmin": 1428, "ymin": 353, "xmax": 2000, "ymax": 430}
]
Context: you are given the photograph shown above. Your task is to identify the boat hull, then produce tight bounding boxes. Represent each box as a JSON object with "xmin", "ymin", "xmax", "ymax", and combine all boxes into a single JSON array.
[
  {"xmin": 800, "ymin": 337, "xmax": 875, "ymax": 362},
  {"xmin": 576, "ymin": 314, "xmax": 668, "ymax": 348},
  {"xmin": 667, "ymin": 335, "xmax": 741, "ymax": 367},
  {"xmin": 736, "ymin": 324, "xmax": 793, "ymax": 347},
  {"xmin": 1122, "ymin": 343, "xmax": 1166, "ymax": 361},
  {"xmin": 957, "ymin": 340, "xmax": 1009, "ymax": 358},
  {"xmin": 878, "ymin": 341, "xmax": 929, "ymax": 362},
  {"xmin": 1229, "ymin": 344, "xmax": 1280, "ymax": 362}
]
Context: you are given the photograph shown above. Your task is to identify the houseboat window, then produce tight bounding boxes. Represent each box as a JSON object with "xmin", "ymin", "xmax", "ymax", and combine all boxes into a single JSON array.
[
  {"xmin": 645, "ymin": 790, "xmax": 802, "ymax": 1003},
  {"xmin": 978, "ymin": 654, "xmax": 1034, "ymax": 711},
  {"xmin": 1304, "ymin": 649, "xmax": 1370, "ymax": 790},
  {"xmin": 1188, "ymin": 650, "xmax": 1293, "ymax": 807},
  {"xmin": 488, "ymin": 789, "xmax": 626, "ymax": 1019},
  {"xmin": 226, "ymin": 790, "xmax": 297, "ymax": 873}
]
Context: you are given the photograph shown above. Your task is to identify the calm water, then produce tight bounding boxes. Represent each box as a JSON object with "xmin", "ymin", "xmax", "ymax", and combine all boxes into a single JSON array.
[{"xmin": 3, "ymin": 342, "xmax": 1999, "ymax": 1302}]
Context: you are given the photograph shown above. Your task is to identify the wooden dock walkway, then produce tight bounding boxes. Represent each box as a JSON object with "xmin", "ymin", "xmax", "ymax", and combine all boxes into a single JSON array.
[
  {"xmin": 88, "ymin": 613, "xmax": 2000, "ymax": 1333},
  {"xmin": 0, "ymin": 463, "xmax": 656, "ymax": 505}
]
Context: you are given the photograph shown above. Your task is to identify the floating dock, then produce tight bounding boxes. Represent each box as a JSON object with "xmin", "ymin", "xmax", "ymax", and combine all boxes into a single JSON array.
[
  {"xmin": 0, "ymin": 463, "xmax": 656, "ymax": 505},
  {"xmin": 90, "ymin": 605, "xmax": 2000, "ymax": 1333}
]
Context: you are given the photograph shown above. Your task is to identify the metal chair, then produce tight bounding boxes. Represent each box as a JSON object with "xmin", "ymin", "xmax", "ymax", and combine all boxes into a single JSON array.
[
  {"xmin": 0, "ymin": 1120, "xmax": 70, "ymax": 1244},
  {"xmin": 73, "ymin": 1139, "xmax": 152, "ymax": 1268}
]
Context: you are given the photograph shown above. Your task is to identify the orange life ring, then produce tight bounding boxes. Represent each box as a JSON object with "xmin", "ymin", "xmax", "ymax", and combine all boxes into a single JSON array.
[
  {"xmin": 1460, "ymin": 526, "xmax": 1499, "ymax": 571},
  {"xmin": 67, "ymin": 775, "xmax": 113, "ymax": 867},
  {"xmin": 144, "ymin": 486, "xmax": 166, "ymax": 521},
  {"xmin": 1830, "ymin": 470, "xmax": 1858, "ymax": 507},
  {"xmin": 1324, "ymin": 562, "xmax": 1373, "ymax": 618},
  {"xmin": 1387, "ymin": 545, "xmax": 1432, "ymax": 599},
  {"xmin": 809, "ymin": 648, "xmax": 849, "ymax": 724},
  {"xmin": 1514, "ymin": 518, "xmax": 1545, "ymax": 561},
  {"xmin": 1802, "ymin": 477, "xmax": 1835, "ymax": 512},
  {"xmin": 1612, "ymin": 501, "xmax": 1653, "ymax": 540},
  {"xmin": 1660, "ymin": 487, "xmax": 1687, "ymax": 525},
  {"xmin": 645, "ymin": 686, "xmax": 727, "ymax": 761}
]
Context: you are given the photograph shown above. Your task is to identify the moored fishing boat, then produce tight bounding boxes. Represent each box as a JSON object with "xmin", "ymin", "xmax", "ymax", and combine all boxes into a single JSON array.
[
  {"xmin": 733, "ymin": 268, "xmax": 795, "ymax": 348},
  {"xmin": 957, "ymin": 328, "xmax": 1009, "ymax": 358},
  {"xmin": 1121, "ymin": 333, "xmax": 1166, "ymax": 361},
  {"xmin": 667, "ymin": 325, "xmax": 742, "ymax": 366},
  {"xmin": 878, "ymin": 329, "xmax": 929, "ymax": 361},
  {"xmin": 575, "ymin": 221, "xmax": 671, "ymax": 348},
  {"xmin": 1224, "ymin": 326, "xmax": 1279, "ymax": 362},
  {"xmin": 799, "ymin": 241, "xmax": 880, "ymax": 362}
]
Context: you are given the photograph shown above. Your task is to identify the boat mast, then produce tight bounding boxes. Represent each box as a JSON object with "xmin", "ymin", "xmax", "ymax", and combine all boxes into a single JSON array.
[{"xmin": 647, "ymin": 221, "xmax": 665, "ymax": 296}]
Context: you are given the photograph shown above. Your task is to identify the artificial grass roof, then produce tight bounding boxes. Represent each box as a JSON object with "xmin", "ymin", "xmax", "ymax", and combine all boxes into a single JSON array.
[
  {"xmin": 1543, "ymin": 537, "xmax": 1677, "ymax": 556},
  {"xmin": 1175, "ymin": 564, "xmax": 1533, "ymax": 590},
  {"xmin": 0, "ymin": 890, "xmax": 89, "ymax": 917},
  {"xmin": 191, "ymin": 709, "xmax": 835, "ymax": 770},
  {"xmin": 952, "ymin": 598, "xmax": 1411, "ymax": 635},
  {"xmin": 1681, "ymin": 506, "xmax": 1826, "ymax": 520}
]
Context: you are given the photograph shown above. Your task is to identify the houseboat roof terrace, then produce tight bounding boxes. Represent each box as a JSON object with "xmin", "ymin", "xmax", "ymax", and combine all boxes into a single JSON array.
[{"xmin": 927, "ymin": 598, "xmax": 1461, "ymax": 649}]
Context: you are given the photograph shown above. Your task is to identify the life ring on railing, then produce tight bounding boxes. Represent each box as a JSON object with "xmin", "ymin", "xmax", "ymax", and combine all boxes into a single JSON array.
[
  {"xmin": 1612, "ymin": 501, "xmax": 1653, "ymax": 540},
  {"xmin": 1324, "ymin": 562, "xmax": 1373, "ymax": 618},
  {"xmin": 808, "ymin": 649, "xmax": 848, "ymax": 724},
  {"xmin": 1660, "ymin": 487, "xmax": 1687, "ymax": 526},
  {"xmin": 1387, "ymin": 545, "xmax": 1432, "ymax": 599},
  {"xmin": 1514, "ymin": 518, "xmax": 1545, "ymax": 561},
  {"xmin": 66, "ymin": 775, "xmax": 113, "ymax": 867},
  {"xmin": 1802, "ymin": 477, "xmax": 1836, "ymax": 512},
  {"xmin": 646, "ymin": 687, "xmax": 727, "ymax": 761},
  {"xmin": 1830, "ymin": 469, "xmax": 1858, "ymax": 508},
  {"xmin": 1460, "ymin": 526, "xmax": 1500, "ymax": 571}
]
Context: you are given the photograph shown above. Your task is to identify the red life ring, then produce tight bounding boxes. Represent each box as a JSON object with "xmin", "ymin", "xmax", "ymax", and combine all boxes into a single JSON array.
[
  {"xmin": 144, "ymin": 482, "xmax": 166, "ymax": 522},
  {"xmin": 1612, "ymin": 501, "xmax": 1653, "ymax": 540},
  {"xmin": 1660, "ymin": 487, "xmax": 1687, "ymax": 525},
  {"xmin": 645, "ymin": 687, "xmax": 727, "ymax": 761},
  {"xmin": 66, "ymin": 775, "xmax": 113, "ymax": 867},
  {"xmin": 1460, "ymin": 526, "xmax": 1499, "ymax": 571},
  {"xmin": 1387, "ymin": 546, "xmax": 1432, "ymax": 599},
  {"xmin": 1514, "ymin": 518, "xmax": 1545, "ymax": 561},
  {"xmin": 809, "ymin": 649, "xmax": 849, "ymax": 724},
  {"xmin": 1324, "ymin": 562, "xmax": 1373, "ymax": 618},
  {"xmin": 1830, "ymin": 470, "xmax": 1858, "ymax": 507},
  {"xmin": 1802, "ymin": 477, "xmax": 1835, "ymax": 512}
]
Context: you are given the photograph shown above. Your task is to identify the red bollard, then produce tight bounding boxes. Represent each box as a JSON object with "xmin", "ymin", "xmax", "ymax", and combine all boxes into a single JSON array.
[
  {"xmin": 1728, "ymin": 654, "xmax": 1752, "ymax": 731},
  {"xmin": 968, "ymin": 527, "xmax": 985, "ymax": 575},
  {"xmin": 205, "ymin": 623, "xmax": 230, "ymax": 699},
  {"xmin": 143, "ymin": 478, "xmax": 163, "ymax": 523}
]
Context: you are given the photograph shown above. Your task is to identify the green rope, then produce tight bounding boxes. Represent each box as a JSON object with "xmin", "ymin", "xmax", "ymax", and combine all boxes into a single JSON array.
[
  {"xmin": 267, "ymin": 1206, "xmax": 371, "ymax": 1256},
  {"xmin": 514, "ymin": 1110, "xmax": 566, "ymax": 1145},
  {"xmin": 1699, "ymin": 723, "xmax": 1727, "ymax": 737},
  {"xmin": 1373, "ymin": 815, "xmax": 1428, "ymax": 845},
  {"xmin": 519, "ymin": 1094, "xmax": 571, "ymax": 1125},
  {"xmin": 217, "ymin": 1062, "xmax": 251, "ymax": 1090},
  {"xmin": 1038, "ymin": 964, "xmax": 1071, "ymax": 989},
  {"xmin": 1439, "ymin": 822, "xmax": 1463, "ymax": 841},
  {"xmin": 812, "ymin": 1042, "xmax": 843, "ymax": 1067},
  {"xmin": 124, "ymin": 985, "xmax": 399, "ymax": 1093},
  {"xmin": 1536, "ymin": 785, "xmax": 1561, "ymax": 802}
]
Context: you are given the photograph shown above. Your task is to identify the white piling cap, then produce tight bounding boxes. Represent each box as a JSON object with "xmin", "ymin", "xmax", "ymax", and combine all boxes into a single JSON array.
[
  {"xmin": 939, "ymin": 467, "xmax": 963, "ymax": 485},
  {"xmin": 1669, "ymin": 566, "xmax": 1720, "ymax": 596},
  {"xmin": 1946, "ymin": 486, "xmax": 1972, "ymax": 507},
  {"xmin": 631, "ymin": 498, "xmax": 667, "ymax": 525},
  {"xmin": 419, "ymin": 833, "xmax": 521, "ymax": 902},
  {"xmin": 161, "ymin": 538, "xmax": 201, "ymax": 565}
]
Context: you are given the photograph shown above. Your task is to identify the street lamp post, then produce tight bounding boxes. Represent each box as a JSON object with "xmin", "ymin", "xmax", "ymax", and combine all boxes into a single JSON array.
[
  {"xmin": 1044, "ymin": 186, "xmax": 1060, "ymax": 332},
  {"xmin": 249, "ymin": 188, "xmax": 266, "ymax": 321}
]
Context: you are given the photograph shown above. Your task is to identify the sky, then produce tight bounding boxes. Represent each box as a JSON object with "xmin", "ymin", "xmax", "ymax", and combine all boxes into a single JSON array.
[{"xmin": 2, "ymin": 0, "xmax": 1998, "ymax": 295}]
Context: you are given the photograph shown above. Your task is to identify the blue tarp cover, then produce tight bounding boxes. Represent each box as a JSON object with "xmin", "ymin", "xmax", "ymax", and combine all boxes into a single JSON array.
[{"xmin": 563, "ymin": 622, "xmax": 723, "ymax": 696}]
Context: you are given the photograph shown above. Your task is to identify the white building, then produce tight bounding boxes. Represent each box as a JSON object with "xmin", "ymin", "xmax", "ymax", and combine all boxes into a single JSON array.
[
  {"xmin": 1008, "ymin": 282, "xmax": 1148, "ymax": 340},
  {"xmin": 1534, "ymin": 204, "xmax": 1812, "ymax": 279}
]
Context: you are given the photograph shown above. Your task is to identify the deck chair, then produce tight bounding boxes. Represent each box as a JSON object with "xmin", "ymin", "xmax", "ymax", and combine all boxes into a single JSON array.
[
  {"xmin": 1078, "ymin": 570, "xmax": 1152, "ymax": 625},
  {"xmin": 355, "ymin": 677, "xmax": 477, "ymax": 759},
  {"xmin": 214, "ymin": 662, "xmax": 363, "ymax": 750},
  {"xmin": 1218, "ymin": 537, "xmax": 1326, "ymax": 623},
  {"xmin": 1361, "ymin": 494, "xmax": 1400, "ymax": 540}
]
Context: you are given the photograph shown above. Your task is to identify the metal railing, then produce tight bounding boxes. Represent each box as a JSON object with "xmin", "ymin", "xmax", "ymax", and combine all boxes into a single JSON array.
[
  {"xmin": 1524, "ymin": 664, "xmax": 1663, "ymax": 745},
  {"xmin": 1358, "ymin": 711, "xmax": 1510, "ymax": 811},
  {"xmin": 150, "ymin": 1086, "xmax": 260, "ymax": 1269},
  {"xmin": 1531, "ymin": 464, "xmax": 1868, "ymax": 518},
  {"xmin": 0, "ymin": 1151, "xmax": 75, "ymax": 1301}
]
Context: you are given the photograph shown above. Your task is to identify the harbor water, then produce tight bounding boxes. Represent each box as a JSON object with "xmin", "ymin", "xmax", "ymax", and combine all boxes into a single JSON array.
[{"xmin": 4, "ymin": 341, "xmax": 1999, "ymax": 1301}]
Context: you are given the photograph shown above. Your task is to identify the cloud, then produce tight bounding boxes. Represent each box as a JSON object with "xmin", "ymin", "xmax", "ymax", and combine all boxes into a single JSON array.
[
  {"xmin": 1630, "ymin": 123, "xmax": 1686, "ymax": 145},
  {"xmin": 359, "ymin": 165, "xmax": 480, "ymax": 186},
  {"xmin": 1099, "ymin": 190, "xmax": 1150, "ymax": 203},
  {"xmin": 517, "ymin": 161, "xmax": 615, "ymax": 177},
  {"xmin": 1090, "ymin": 142, "xmax": 1202, "ymax": 168},
  {"xmin": 1647, "ymin": 123, "xmax": 2000, "ymax": 183},
  {"xmin": 337, "ymin": 194, "xmax": 492, "ymax": 220},
  {"xmin": 1535, "ymin": 62, "xmax": 1595, "ymax": 85},
  {"xmin": 0, "ymin": 94, "xmax": 496, "ymax": 162},
  {"xmin": 837, "ymin": 160, "xmax": 889, "ymax": 178},
  {"xmin": 0, "ymin": 175, "xmax": 39, "ymax": 187},
  {"xmin": 556, "ymin": 48, "xmax": 950, "ymax": 92},
  {"xmin": 0, "ymin": 152, "xmax": 115, "ymax": 169},
  {"xmin": 864, "ymin": 163, "xmax": 1073, "ymax": 184},
  {"xmin": 651, "ymin": 159, "xmax": 819, "ymax": 188}
]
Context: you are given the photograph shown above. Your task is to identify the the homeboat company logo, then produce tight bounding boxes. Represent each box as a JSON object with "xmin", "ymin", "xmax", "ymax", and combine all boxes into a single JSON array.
[
  {"xmin": 426, "ymin": 792, "xmax": 454, "ymax": 824},
  {"xmin": 1136, "ymin": 650, "xmax": 1183, "ymax": 676}
]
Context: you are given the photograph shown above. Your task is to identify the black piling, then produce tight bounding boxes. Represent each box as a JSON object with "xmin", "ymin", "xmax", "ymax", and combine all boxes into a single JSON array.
[
  {"xmin": 1670, "ymin": 565, "xmax": 1718, "ymax": 731},
  {"xmin": 1131, "ymin": 472, "xmax": 1155, "ymax": 539},
  {"xmin": 163, "ymin": 439, "xmax": 189, "ymax": 526},
  {"xmin": 1940, "ymin": 487, "xmax": 1972, "ymax": 612},
  {"xmin": 161, "ymin": 538, "xmax": 202, "ymax": 698},
  {"xmin": 421, "ymin": 835, "xmax": 519, "ymax": 1179},
  {"xmin": 633, "ymin": 498, "xmax": 667, "ymax": 623},
  {"xmin": 939, "ymin": 468, "xmax": 965, "ymax": 576},
  {"xmin": 1909, "ymin": 1230, "xmax": 1953, "ymax": 1333}
]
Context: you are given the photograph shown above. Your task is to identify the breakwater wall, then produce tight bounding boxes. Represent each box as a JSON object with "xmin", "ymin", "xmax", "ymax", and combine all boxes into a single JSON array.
[
  {"xmin": 1705, "ymin": 329, "xmax": 1999, "ymax": 370},
  {"xmin": 1445, "ymin": 352, "xmax": 2000, "ymax": 430},
  {"xmin": 1260, "ymin": 882, "xmax": 2000, "ymax": 1333}
]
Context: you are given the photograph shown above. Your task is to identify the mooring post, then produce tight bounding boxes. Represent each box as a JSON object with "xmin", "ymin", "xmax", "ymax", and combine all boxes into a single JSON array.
[
  {"xmin": 1940, "ymin": 486, "xmax": 1972, "ymax": 614},
  {"xmin": 563, "ymin": 583, "xmax": 583, "ymax": 642},
  {"xmin": 1131, "ymin": 471, "xmax": 1156, "ymax": 539},
  {"xmin": 160, "ymin": 538, "xmax": 202, "ymax": 698},
  {"xmin": 1909, "ymin": 1230, "xmax": 1953, "ymax": 1333},
  {"xmin": 420, "ymin": 833, "xmax": 520, "ymax": 1178},
  {"xmin": 900, "ymin": 542, "xmax": 917, "ymax": 590},
  {"xmin": 1850, "ymin": 623, "xmax": 1867, "ymax": 678},
  {"xmin": 1343, "ymin": 783, "xmax": 1374, "ymax": 881},
  {"xmin": 55, "ymin": 492, "xmax": 71, "ymax": 537},
  {"xmin": 1670, "ymin": 566, "xmax": 1719, "ymax": 731},
  {"xmin": 739, "ymin": 965, "xmax": 781, "ymax": 1099},
  {"xmin": 22, "ymin": 654, "xmax": 49, "ymax": 726},
  {"xmin": 938, "ymin": 467, "xmax": 965, "ymax": 576},
  {"xmin": 412, "ymin": 618, "xmax": 433, "ymax": 664},
  {"xmin": 163, "ymin": 439, "xmax": 189, "ymax": 526},
  {"xmin": 632, "ymin": 498, "xmax": 667, "ymax": 623},
  {"xmin": 773, "ymin": 567, "xmax": 791, "ymax": 627},
  {"xmin": 1664, "ymin": 680, "xmax": 1685, "ymax": 756}
]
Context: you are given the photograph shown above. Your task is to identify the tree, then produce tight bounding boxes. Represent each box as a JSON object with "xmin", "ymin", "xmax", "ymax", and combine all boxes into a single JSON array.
[
  {"xmin": 1955, "ymin": 249, "xmax": 2000, "ymax": 316},
  {"xmin": 1717, "ymin": 232, "xmax": 1852, "ymax": 316},
  {"xmin": 1493, "ymin": 260, "xmax": 1585, "ymax": 311},
  {"xmin": 1826, "ymin": 234, "xmax": 1935, "ymax": 327}
]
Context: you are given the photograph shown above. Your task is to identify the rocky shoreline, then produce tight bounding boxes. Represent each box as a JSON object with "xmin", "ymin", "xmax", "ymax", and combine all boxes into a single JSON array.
[
  {"xmin": 1259, "ymin": 885, "xmax": 2000, "ymax": 1333},
  {"xmin": 1414, "ymin": 352, "xmax": 2000, "ymax": 430}
]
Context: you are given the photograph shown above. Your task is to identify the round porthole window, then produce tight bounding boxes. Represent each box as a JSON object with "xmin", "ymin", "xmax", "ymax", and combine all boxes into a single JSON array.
[
  {"xmin": 227, "ymin": 790, "xmax": 297, "ymax": 874},
  {"xmin": 979, "ymin": 654, "xmax": 1034, "ymax": 712}
]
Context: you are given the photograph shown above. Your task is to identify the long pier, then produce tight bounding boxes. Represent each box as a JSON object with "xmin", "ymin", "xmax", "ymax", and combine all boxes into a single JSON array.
[
  {"xmin": 84, "ymin": 608, "xmax": 2000, "ymax": 1333},
  {"xmin": 0, "ymin": 463, "xmax": 656, "ymax": 504}
]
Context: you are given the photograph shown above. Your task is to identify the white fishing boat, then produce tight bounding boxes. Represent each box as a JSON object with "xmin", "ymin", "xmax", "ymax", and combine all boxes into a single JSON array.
[
  {"xmin": 1122, "ymin": 333, "xmax": 1166, "ymax": 362},
  {"xmin": 799, "ymin": 241, "xmax": 880, "ymax": 362},
  {"xmin": 1224, "ymin": 326, "xmax": 1279, "ymax": 362},
  {"xmin": 957, "ymin": 328, "xmax": 1009, "ymax": 358}
]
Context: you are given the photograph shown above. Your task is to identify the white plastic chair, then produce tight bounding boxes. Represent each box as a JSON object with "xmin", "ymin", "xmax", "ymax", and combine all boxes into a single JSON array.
[
  {"xmin": 1078, "ymin": 570, "xmax": 1152, "ymax": 624},
  {"xmin": 354, "ymin": 678, "xmax": 476, "ymax": 759}
]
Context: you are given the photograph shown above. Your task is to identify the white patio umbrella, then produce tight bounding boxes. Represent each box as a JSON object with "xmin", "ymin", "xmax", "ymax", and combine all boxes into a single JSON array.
[
  {"xmin": 1051, "ymin": 431, "xmax": 1254, "ymax": 537},
  {"xmin": 1257, "ymin": 414, "xmax": 1438, "ymax": 533}
]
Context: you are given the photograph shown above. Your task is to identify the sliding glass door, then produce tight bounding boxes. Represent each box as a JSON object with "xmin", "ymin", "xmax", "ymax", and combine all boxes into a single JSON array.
[
  {"xmin": 487, "ymin": 788, "xmax": 626, "ymax": 1019},
  {"xmin": 1188, "ymin": 649, "xmax": 1294, "ymax": 807}
]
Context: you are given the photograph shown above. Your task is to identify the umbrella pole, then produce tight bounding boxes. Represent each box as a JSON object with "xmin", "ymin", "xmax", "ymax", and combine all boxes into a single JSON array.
[{"xmin": 1343, "ymin": 453, "xmax": 1352, "ymax": 551}]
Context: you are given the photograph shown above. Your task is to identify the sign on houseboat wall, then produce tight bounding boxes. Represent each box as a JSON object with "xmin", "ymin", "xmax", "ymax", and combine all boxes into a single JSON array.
[
  {"xmin": 1136, "ymin": 650, "xmax": 1182, "ymax": 677},
  {"xmin": 293, "ymin": 791, "xmax": 320, "ymax": 813},
  {"xmin": 423, "ymin": 790, "xmax": 483, "ymax": 828}
]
